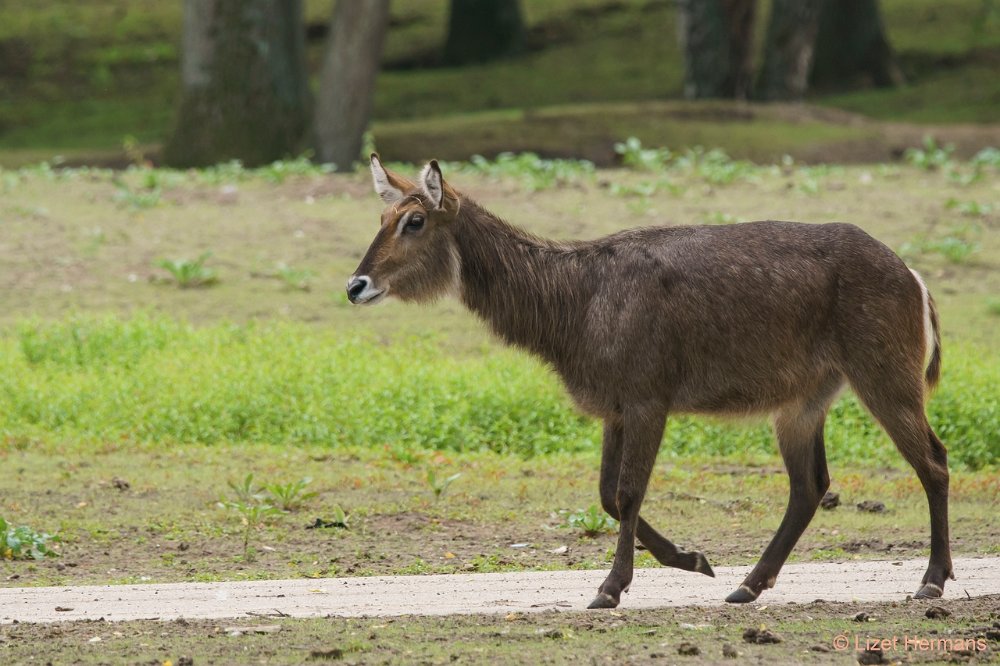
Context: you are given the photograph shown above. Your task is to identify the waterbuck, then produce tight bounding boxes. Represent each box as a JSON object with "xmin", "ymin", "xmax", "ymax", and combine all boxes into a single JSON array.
[{"xmin": 348, "ymin": 155, "xmax": 952, "ymax": 609}]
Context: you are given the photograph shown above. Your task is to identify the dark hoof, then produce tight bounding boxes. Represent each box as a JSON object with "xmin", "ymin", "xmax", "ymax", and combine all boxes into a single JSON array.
[
  {"xmin": 725, "ymin": 585, "xmax": 759, "ymax": 604},
  {"xmin": 587, "ymin": 592, "xmax": 619, "ymax": 609},
  {"xmin": 693, "ymin": 552, "xmax": 715, "ymax": 578},
  {"xmin": 914, "ymin": 583, "xmax": 944, "ymax": 599}
]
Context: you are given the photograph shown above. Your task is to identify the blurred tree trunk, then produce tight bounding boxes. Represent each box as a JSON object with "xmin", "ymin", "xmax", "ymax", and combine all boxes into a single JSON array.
[
  {"xmin": 444, "ymin": 0, "xmax": 526, "ymax": 65},
  {"xmin": 756, "ymin": 0, "xmax": 824, "ymax": 100},
  {"xmin": 163, "ymin": 0, "xmax": 309, "ymax": 168},
  {"xmin": 679, "ymin": 0, "xmax": 756, "ymax": 99},
  {"xmin": 314, "ymin": 0, "xmax": 390, "ymax": 170},
  {"xmin": 811, "ymin": 0, "xmax": 903, "ymax": 89}
]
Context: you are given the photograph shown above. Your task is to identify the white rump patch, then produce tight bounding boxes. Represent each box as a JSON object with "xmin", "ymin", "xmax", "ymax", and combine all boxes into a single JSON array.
[
  {"xmin": 910, "ymin": 269, "xmax": 934, "ymax": 366},
  {"xmin": 419, "ymin": 161, "xmax": 444, "ymax": 209},
  {"xmin": 370, "ymin": 155, "xmax": 404, "ymax": 204}
]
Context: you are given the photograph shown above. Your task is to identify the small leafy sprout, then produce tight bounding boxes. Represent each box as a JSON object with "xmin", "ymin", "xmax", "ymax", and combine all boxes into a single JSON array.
[
  {"xmin": 1, "ymin": 516, "xmax": 59, "ymax": 560},
  {"xmin": 228, "ymin": 473, "xmax": 266, "ymax": 504},
  {"xmin": 566, "ymin": 504, "xmax": 618, "ymax": 538},
  {"xmin": 156, "ymin": 252, "xmax": 219, "ymax": 288},
  {"xmin": 945, "ymin": 198, "xmax": 993, "ymax": 217},
  {"xmin": 904, "ymin": 135, "xmax": 955, "ymax": 171},
  {"xmin": 987, "ymin": 298, "xmax": 1000, "ymax": 317},
  {"xmin": 218, "ymin": 474, "xmax": 279, "ymax": 561},
  {"xmin": 427, "ymin": 470, "xmax": 461, "ymax": 500},
  {"xmin": 330, "ymin": 504, "xmax": 349, "ymax": 529},
  {"xmin": 264, "ymin": 478, "xmax": 317, "ymax": 512},
  {"xmin": 614, "ymin": 137, "xmax": 673, "ymax": 171},
  {"xmin": 218, "ymin": 501, "xmax": 280, "ymax": 562},
  {"xmin": 900, "ymin": 224, "xmax": 982, "ymax": 265}
]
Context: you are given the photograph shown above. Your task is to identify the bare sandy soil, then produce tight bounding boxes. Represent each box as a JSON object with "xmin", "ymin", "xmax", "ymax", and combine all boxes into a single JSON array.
[{"xmin": 3, "ymin": 556, "xmax": 997, "ymax": 625}]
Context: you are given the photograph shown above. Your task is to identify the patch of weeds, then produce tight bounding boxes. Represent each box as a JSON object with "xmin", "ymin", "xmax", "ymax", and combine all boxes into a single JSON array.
[
  {"xmin": 427, "ymin": 469, "xmax": 461, "ymax": 500},
  {"xmin": 112, "ymin": 177, "xmax": 160, "ymax": 210},
  {"xmin": 257, "ymin": 156, "xmax": 334, "ymax": 184},
  {"xmin": 1, "ymin": 516, "xmax": 59, "ymax": 560},
  {"xmin": 156, "ymin": 252, "xmax": 219, "ymax": 288},
  {"xmin": 218, "ymin": 475, "xmax": 279, "ymax": 562},
  {"xmin": 227, "ymin": 473, "xmax": 266, "ymax": 504},
  {"xmin": 904, "ymin": 135, "xmax": 955, "ymax": 171},
  {"xmin": 264, "ymin": 478, "xmax": 317, "ymax": 512},
  {"xmin": 456, "ymin": 152, "xmax": 595, "ymax": 191},
  {"xmin": 614, "ymin": 138, "xmax": 753, "ymax": 186},
  {"xmin": 467, "ymin": 553, "xmax": 507, "ymax": 573},
  {"xmin": 945, "ymin": 198, "xmax": 994, "ymax": 217},
  {"xmin": 986, "ymin": 299, "xmax": 1000, "ymax": 317},
  {"xmin": 900, "ymin": 224, "xmax": 982, "ymax": 265},
  {"xmin": 566, "ymin": 504, "xmax": 618, "ymax": 538},
  {"xmin": 614, "ymin": 137, "xmax": 672, "ymax": 171},
  {"xmin": 608, "ymin": 180, "xmax": 659, "ymax": 198}
]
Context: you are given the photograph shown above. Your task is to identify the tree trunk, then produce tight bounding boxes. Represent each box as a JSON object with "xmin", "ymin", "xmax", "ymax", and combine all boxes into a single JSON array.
[
  {"xmin": 163, "ymin": 0, "xmax": 310, "ymax": 168},
  {"xmin": 314, "ymin": 0, "xmax": 390, "ymax": 170},
  {"xmin": 811, "ymin": 0, "xmax": 903, "ymax": 89},
  {"xmin": 443, "ymin": 0, "xmax": 526, "ymax": 66},
  {"xmin": 756, "ymin": 0, "xmax": 825, "ymax": 100},
  {"xmin": 679, "ymin": 0, "xmax": 756, "ymax": 99}
]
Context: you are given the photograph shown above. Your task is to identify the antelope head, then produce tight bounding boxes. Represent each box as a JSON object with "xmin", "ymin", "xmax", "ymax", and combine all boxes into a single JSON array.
[{"xmin": 347, "ymin": 154, "xmax": 462, "ymax": 305}]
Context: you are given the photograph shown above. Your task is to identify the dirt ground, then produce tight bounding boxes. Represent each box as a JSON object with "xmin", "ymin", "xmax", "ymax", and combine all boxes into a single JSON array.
[
  {"xmin": 2, "ymin": 593, "xmax": 998, "ymax": 664},
  {"xmin": 3, "ymin": 445, "xmax": 999, "ymax": 589}
]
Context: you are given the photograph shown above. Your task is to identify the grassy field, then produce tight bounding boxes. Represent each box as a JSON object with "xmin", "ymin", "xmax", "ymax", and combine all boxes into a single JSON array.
[
  {"xmin": 1, "ymin": 150, "xmax": 998, "ymax": 662},
  {"xmin": 1, "ymin": 0, "xmax": 997, "ymax": 165}
]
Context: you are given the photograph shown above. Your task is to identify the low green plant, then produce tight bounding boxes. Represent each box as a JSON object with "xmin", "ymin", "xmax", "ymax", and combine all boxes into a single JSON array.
[
  {"xmin": 113, "ymin": 179, "xmax": 160, "ymax": 210},
  {"xmin": 228, "ymin": 473, "xmax": 266, "ymax": 505},
  {"xmin": 566, "ymin": 504, "xmax": 618, "ymax": 538},
  {"xmin": 156, "ymin": 252, "xmax": 219, "ymax": 288},
  {"xmin": 218, "ymin": 500, "xmax": 280, "ymax": 562},
  {"xmin": 1, "ymin": 516, "xmax": 58, "ymax": 560},
  {"xmin": 427, "ymin": 469, "xmax": 461, "ymax": 500},
  {"xmin": 265, "ymin": 478, "xmax": 317, "ymax": 512},
  {"xmin": 457, "ymin": 152, "xmax": 594, "ymax": 191},
  {"xmin": 219, "ymin": 475, "xmax": 279, "ymax": 561},
  {"xmin": 614, "ymin": 137, "xmax": 672, "ymax": 171},
  {"xmin": 900, "ymin": 225, "xmax": 982, "ymax": 265},
  {"xmin": 986, "ymin": 298, "xmax": 1000, "ymax": 317},
  {"xmin": 904, "ymin": 136, "xmax": 955, "ymax": 171},
  {"xmin": 327, "ymin": 504, "xmax": 350, "ymax": 529},
  {"xmin": 945, "ymin": 198, "xmax": 993, "ymax": 217}
]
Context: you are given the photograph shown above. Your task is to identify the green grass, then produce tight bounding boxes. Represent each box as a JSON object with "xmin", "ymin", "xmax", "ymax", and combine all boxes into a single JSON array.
[{"xmin": 1, "ymin": 315, "xmax": 997, "ymax": 469}]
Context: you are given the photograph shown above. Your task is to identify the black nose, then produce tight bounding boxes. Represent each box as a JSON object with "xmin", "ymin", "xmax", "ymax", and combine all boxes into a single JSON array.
[{"xmin": 347, "ymin": 276, "xmax": 369, "ymax": 303}]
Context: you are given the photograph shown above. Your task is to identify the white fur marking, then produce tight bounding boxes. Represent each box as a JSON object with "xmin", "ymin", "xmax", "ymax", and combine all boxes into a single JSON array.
[
  {"xmin": 371, "ymin": 157, "xmax": 404, "ymax": 204},
  {"xmin": 420, "ymin": 162, "xmax": 444, "ymax": 209},
  {"xmin": 910, "ymin": 269, "xmax": 934, "ymax": 366}
]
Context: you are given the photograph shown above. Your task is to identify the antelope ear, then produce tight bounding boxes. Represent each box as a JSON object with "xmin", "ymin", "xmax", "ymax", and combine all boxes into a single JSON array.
[
  {"xmin": 419, "ymin": 160, "xmax": 446, "ymax": 210},
  {"xmin": 370, "ymin": 153, "xmax": 411, "ymax": 204}
]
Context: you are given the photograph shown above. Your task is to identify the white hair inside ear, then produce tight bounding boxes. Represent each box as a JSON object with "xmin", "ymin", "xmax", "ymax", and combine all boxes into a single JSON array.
[
  {"xmin": 420, "ymin": 161, "xmax": 444, "ymax": 210},
  {"xmin": 370, "ymin": 155, "xmax": 404, "ymax": 204}
]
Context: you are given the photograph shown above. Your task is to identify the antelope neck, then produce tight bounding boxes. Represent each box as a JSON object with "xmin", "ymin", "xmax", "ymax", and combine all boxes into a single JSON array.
[{"xmin": 451, "ymin": 198, "xmax": 588, "ymax": 365}]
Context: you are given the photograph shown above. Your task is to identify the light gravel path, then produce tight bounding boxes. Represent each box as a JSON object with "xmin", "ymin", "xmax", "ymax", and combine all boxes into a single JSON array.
[{"xmin": 2, "ymin": 557, "xmax": 997, "ymax": 625}]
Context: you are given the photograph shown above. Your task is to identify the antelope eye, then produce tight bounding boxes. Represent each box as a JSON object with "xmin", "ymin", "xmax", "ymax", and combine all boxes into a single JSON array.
[{"xmin": 403, "ymin": 214, "xmax": 425, "ymax": 233}]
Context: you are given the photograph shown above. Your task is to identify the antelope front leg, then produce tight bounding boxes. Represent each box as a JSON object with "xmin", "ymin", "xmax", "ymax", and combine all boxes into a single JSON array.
[
  {"xmin": 589, "ymin": 405, "xmax": 667, "ymax": 609},
  {"xmin": 598, "ymin": 420, "xmax": 715, "ymax": 578}
]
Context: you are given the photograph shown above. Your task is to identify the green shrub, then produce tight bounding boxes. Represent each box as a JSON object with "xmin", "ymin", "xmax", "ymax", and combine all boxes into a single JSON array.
[{"xmin": 1, "ymin": 517, "xmax": 58, "ymax": 560}]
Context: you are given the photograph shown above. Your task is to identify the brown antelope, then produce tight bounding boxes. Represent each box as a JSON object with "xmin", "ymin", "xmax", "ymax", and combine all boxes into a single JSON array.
[{"xmin": 348, "ymin": 155, "xmax": 952, "ymax": 608}]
